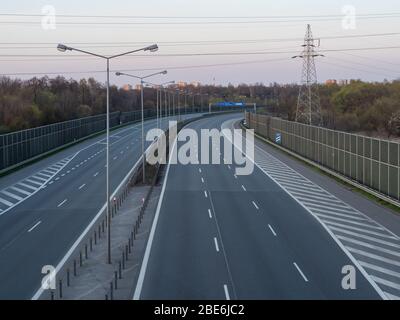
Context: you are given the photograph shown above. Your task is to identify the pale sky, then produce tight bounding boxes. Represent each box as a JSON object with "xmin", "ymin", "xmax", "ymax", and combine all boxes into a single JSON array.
[{"xmin": 0, "ymin": 0, "xmax": 399, "ymax": 86}]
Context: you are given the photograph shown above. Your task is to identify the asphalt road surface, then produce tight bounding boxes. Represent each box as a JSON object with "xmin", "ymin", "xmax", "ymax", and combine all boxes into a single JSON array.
[
  {"xmin": 0, "ymin": 114, "xmax": 202, "ymax": 299},
  {"xmin": 135, "ymin": 113, "xmax": 397, "ymax": 300}
]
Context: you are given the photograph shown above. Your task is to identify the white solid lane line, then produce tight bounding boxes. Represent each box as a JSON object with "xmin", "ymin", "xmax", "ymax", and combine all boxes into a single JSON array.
[
  {"xmin": 268, "ymin": 224, "xmax": 277, "ymax": 237},
  {"xmin": 371, "ymin": 275, "xmax": 400, "ymax": 291},
  {"xmin": 42, "ymin": 169, "xmax": 55, "ymax": 175},
  {"xmin": 17, "ymin": 182, "xmax": 37, "ymax": 191},
  {"xmin": 1, "ymin": 190, "xmax": 23, "ymax": 201},
  {"xmin": 293, "ymin": 262, "xmax": 309, "ymax": 282},
  {"xmin": 323, "ymin": 220, "xmax": 397, "ymax": 239},
  {"xmin": 39, "ymin": 173, "xmax": 52, "ymax": 178},
  {"xmin": 0, "ymin": 197, "xmax": 14, "ymax": 207},
  {"xmin": 329, "ymin": 226, "xmax": 400, "ymax": 248},
  {"xmin": 360, "ymin": 261, "xmax": 400, "ymax": 279},
  {"xmin": 208, "ymin": 209, "xmax": 213, "ymax": 219},
  {"xmin": 10, "ymin": 186, "xmax": 31, "ymax": 196},
  {"xmin": 384, "ymin": 291, "xmax": 400, "ymax": 300},
  {"xmin": 337, "ymin": 235, "xmax": 400, "ymax": 258},
  {"xmin": 25, "ymin": 179, "xmax": 42, "ymax": 186},
  {"xmin": 32, "ymin": 176, "xmax": 47, "ymax": 182},
  {"xmin": 224, "ymin": 285, "xmax": 231, "ymax": 300},
  {"xmin": 78, "ymin": 184, "xmax": 86, "ymax": 190},
  {"xmin": 214, "ymin": 237, "xmax": 220, "ymax": 252},
  {"xmin": 252, "ymin": 201, "xmax": 259, "ymax": 210},
  {"xmin": 57, "ymin": 199, "xmax": 67, "ymax": 207},
  {"xmin": 28, "ymin": 221, "xmax": 41, "ymax": 233}
]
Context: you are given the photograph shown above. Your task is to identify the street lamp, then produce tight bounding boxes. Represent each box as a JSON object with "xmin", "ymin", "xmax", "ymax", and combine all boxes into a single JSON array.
[
  {"xmin": 115, "ymin": 71, "xmax": 167, "ymax": 183},
  {"xmin": 57, "ymin": 43, "xmax": 158, "ymax": 265},
  {"xmin": 143, "ymin": 80, "xmax": 175, "ymax": 131}
]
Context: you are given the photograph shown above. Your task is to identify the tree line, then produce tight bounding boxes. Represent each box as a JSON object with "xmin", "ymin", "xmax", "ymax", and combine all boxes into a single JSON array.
[
  {"xmin": 0, "ymin": 76, "xmax": 399, "ymax": 138},
  {"xmin": 212, "ymin": 80, "xmax": 400, "ymax": 138}
]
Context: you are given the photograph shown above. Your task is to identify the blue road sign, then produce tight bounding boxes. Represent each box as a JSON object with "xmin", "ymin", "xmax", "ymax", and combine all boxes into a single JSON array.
[{"xmin": 275, "ymin": 133, "xmax": 282, "ymax": 144}]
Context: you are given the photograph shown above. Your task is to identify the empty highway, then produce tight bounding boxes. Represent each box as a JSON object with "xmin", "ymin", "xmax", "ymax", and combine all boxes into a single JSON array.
[
  {"xmin": 0, "ymin": 114, "xmax": 201, "ymax": 299},
  {"xmin": 135, "ymin": 113, "xmax": 400, "ymax": 300}
]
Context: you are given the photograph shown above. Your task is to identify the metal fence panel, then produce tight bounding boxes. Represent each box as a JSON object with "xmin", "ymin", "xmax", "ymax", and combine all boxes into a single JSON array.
[
  {"xmin": 245, "ymin": 112, "xmax": 400, "ymax": 203},
  {"xmin": 381, "ymin": 141, "xmax": 389, "ymax": 164},
  {"xmin": 380, "ymin": 163, "xmax": 389, "ymax": 195},
  {"xmin": 389, "ymin": 142, "xmax": 398, "ymax": 167},
  {"xmin": 371, "ymin": 161, "xmax": 380, "ymax": 191},
  {"xmin": 0, "ymin": 111, "xmax": 139, "ymax": 171},
  {"xmin": 389, "ymin": 167, "xmax": 399, "ymax": 199}
]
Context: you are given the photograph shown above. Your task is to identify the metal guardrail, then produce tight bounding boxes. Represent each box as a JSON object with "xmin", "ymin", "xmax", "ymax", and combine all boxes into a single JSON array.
[
  {"xmin": 0, "ymin": 106, "xmax": 252, "ymax": 174},
  {"xmin": 245, "ymin": 111, "xmax": 400, "ymax": 205},
  {"xmin": 34, "ymin": 109, "xmax": 247, "ymax": 300}
]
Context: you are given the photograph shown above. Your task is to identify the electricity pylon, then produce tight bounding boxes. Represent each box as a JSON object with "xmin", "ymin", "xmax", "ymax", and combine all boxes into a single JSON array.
[{"xmin": 292, "ymin": 24, "xmax": 324, "ymax": 126}]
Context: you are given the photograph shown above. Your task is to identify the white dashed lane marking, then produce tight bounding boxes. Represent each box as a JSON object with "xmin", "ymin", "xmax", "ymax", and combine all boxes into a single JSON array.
[
  {"xmin": 57, "ymin": 199, "xmax": 67, "ymax": 208},
  {"xmin": 214, "ymin": 237, "xmax": 220, "ymax": 252},
  {"xmin": 28, "ymin": 221, "xmax": 41, "ymax": 233},
  {"xmin": 268, "ymin": 224, "xmax": 277, "ymax": 237},
  {"xmin": 241, "ymin": 131, "xmax": 400, "ymax": 300},
  {"xmin": 252, "ymin": 201, "xmax": 259, "ymax": 210},
  {"xmin": 293, "ymin": 262, "xmax": 309, "ymax": 282},
  {"xmin": 224, "ymin": 285, "xmax": 230, "ymax": 300},
  {"xmin": 0, "ymin": 155, "xmax": 76, "ymax": 216}
]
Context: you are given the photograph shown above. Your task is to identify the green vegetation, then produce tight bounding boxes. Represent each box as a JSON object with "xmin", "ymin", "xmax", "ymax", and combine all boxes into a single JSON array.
[
  {"xmin": 0, "ymin": 76, "xmax": 146, "ymax": 133},
  {"xmin": 211, "ymin": 80, "xmax": 400, "ymax": 138},
  {"xmin": 1, "ymin": 77, "xmax": 400, "ymax": 138}
]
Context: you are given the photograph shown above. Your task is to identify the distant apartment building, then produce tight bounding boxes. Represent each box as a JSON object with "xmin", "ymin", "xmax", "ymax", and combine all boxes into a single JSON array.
[
  {"xmin": 325, "ymin": 79, "xmax": 349, "ymax": 86},
  {"xmin": 122, "ymin": 84, "xmax": 133, "ymax": 91},
  {"xmin": 191, "ymin": 81, "xmax": 201, "ymax": 88},
  {"xmin": 177, "ymin": 81, "xmax": 187, "ymax": 88},
  {"xmin": 176, "ymin": 81, "xmax": 201, "ymax": 88},
  {"xmin": 325, "ymin": 79, "xmax": 337, "ymax": 85}
]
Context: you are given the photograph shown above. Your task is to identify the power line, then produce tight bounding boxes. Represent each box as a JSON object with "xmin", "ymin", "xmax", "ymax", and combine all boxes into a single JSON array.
[
  {"xmin": 1, "ymin": 15, "xmax": 400, "ymax": 26},
  {"xmin": 0, "ymin": 57, "xmax": 289, "ymax": 77},
  {"xmin": 319, "ymin": 60, "xmax": 396, "ymax": 78},
  {"xmin": 327, "ymin": 56, "xmax": 399, "ymax": 75},
  {"xmin": 0, "ymin": 32, "xmax": 399, "ymax": 48},
  {"xmin": 0, "ymin": 45, "xmax": 399, "ymax": 58},
  {"xmin": 335, "ymin": 51, "xmax": 400, "ymax": 68},
  {"xmin": 0, "ymin": 12, "xmax": 399, "ymax": 19}
]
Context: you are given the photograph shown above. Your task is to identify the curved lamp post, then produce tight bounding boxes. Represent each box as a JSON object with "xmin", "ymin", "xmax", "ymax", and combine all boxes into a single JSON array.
[
  {"xmin": 115, "ymin": 71, "xmax": 167, "ymax": 183},
  {"xmin": 57, "ymin": 43, "xmax": 158, "ymax": 264}
]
